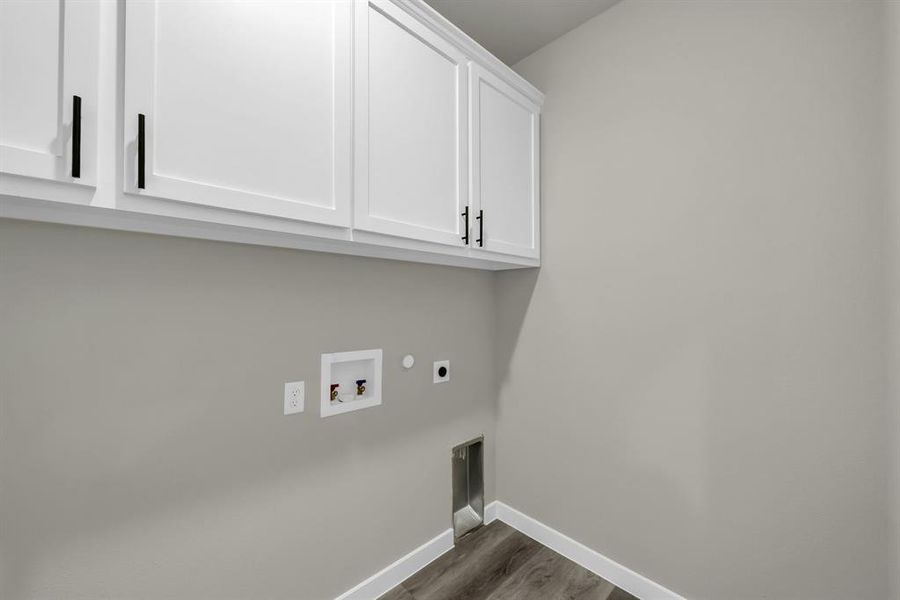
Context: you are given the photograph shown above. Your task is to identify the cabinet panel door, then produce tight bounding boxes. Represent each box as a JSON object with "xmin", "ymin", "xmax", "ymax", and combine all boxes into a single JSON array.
[
  {"xmin": 124, "ymin": 0, "xmax": 351, "ymax": 226},
  {"xmin": 0, "ymin": 0, "xmax": 98, "ymax": 185},
  {"xmin": 354, "ymin": 0, "xmax": 467, "ymax": 247},
  {"xmin": 470, "ymin": 65, "xmax": 540, "ymax": 259}
]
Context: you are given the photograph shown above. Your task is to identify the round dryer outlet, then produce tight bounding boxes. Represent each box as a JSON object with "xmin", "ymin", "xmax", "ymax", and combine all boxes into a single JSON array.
[{"xmin": 433, "ymin": 360, "xmax": 450, "ymax": 383}]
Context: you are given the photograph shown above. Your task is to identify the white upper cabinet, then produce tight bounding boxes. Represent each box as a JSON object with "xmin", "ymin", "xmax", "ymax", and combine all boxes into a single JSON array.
[
  {"xmin": 2, "ymin": 0, "xmax": 543, "ymax": 270},
  {"xmin": 469, "ymin": 64, "xmax": 541, "ymax": 260},
  {"xmin": 0, "ymin": 0, "xmax": 99, "ymax": 186},
  {"xmin": 353, "ymin": 0, "xmax": 468, "ymax": 247},
  {"xmin": 123, "ymin": 0, "xmax": 352, "ymax": 227}
]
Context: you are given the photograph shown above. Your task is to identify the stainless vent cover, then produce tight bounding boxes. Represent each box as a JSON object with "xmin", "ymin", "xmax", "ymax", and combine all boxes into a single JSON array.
[{"xmin": 452, "ymin": 436, "xmax": 484, "ymax": 540}]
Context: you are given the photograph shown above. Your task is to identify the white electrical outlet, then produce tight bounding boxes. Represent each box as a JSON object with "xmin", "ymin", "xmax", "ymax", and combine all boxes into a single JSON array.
[
  {"xmin": 433, "ymin": 360, "xmax": 450, "ymax": 383},
  {"xmin": 284, "ymin": 381, "xmax": 305, "ymax": 415}
]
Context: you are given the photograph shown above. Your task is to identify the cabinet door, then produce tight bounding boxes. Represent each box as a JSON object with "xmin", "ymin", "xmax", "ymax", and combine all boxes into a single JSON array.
[
  {"xmin": 470, "ymin": 64, "xmax": 540, "ymax": 259},
  {"xmin": 0, "ymin": 0, "xmax": 99, "ymax": 185},
  {"xmin": 123, "ymin": 0, "xmax": 351, "ymax": 227},
  {"xmin": 354, "ymin": 0, "xmax": 468, "ymax": 247}
]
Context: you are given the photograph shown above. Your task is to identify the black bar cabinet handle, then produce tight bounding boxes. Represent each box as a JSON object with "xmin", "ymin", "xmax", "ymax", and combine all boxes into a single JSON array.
[
  {"xmin": 476, "ymin": 209, "xmax": 483, "ymax": 247},
  {"xmin": 137, "ymin": 113, "xmax": 145, "ymax": 189},
  {"xmin": 71, "ymin": 95, "xmax": 81, "ymax": 178},
  {"xmin": 461, "ymin": 206, "xmax": 469, "ymax": 245}
]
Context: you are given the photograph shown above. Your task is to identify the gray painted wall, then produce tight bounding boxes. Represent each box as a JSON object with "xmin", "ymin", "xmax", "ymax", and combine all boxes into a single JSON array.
[
  {"xmin": 887, "ymin": 2, "xmax": 900, "ymax": 598},
  {"xmin": 0, "ymin": 220, "xmax": 496, "ymax": 599},
  {"xmin": 499, "ymin": 1, "xmax": 892, "ymax": 598}
]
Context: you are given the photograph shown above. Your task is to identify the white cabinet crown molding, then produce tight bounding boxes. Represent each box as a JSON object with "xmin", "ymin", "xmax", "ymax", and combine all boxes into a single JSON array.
[{"xmin": 388, "ymin": 0, "xmax": 545, "ymax": 108}]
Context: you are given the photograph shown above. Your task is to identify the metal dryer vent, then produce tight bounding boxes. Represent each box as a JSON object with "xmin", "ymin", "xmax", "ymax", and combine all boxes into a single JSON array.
[{"xmin": 452, "ymin": 436, "xmax": 484, "ymax": 540}]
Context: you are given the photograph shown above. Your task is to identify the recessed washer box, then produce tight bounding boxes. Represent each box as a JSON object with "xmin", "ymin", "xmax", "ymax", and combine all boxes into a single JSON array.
[{"xmin": 321, "ymin": 349, "xmax": 383, "ymax": 418}]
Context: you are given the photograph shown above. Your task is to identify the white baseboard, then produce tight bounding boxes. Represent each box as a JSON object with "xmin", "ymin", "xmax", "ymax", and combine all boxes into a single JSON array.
[
  {"xmin": 488, "ymin": 501, "xmax": 684, "ymax": 600},
  {"xmin": 334, "ymin": 528, "xmax": 453, "ymax": 600},
  {"xmin": 336, "ymin": 501, "xmax": 682, "ymax": 600},
  {"xmin": 485, "ymin": 500, "xmax": 498, "ymax": 524}
]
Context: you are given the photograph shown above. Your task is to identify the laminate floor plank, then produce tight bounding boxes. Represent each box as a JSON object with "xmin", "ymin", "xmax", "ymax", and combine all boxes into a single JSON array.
[
  {"xmin": 401, "ymin": 523, "xmax": 517, "ymax": 595},
  {"xmin": 378, "ymin": 585, "xmax": 416, "ymax": 600},
  {"xmin": 378, "ymin": 521, "xmax": 639, "ymax": 600},
  {"xmin": 485, "ymin": 546, "xmax": 616, "ymax": 600},
  {"xmin": 404, "ymin": 524, "xmax": 543, "ymax": 600},
  {"xmin": 606, "ymin": 587, "xmax": 640, "ymax": 600},
  {"xmin": 380, "ymin": 524, "xmax": 516, "ymax": 600}
]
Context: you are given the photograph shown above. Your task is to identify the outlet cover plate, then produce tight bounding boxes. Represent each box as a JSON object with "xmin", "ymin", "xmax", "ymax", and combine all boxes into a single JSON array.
[
  {"xmin": 284, "ymin": 381, "xmax": 305, "ymax": 415},
  {"xmin": 433, "ymin": 360, "xmax": 450, "ymax": 383}
]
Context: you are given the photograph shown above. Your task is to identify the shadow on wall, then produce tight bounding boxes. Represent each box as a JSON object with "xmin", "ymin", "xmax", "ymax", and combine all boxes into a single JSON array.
[{"xmin": 494, "ymin": 268, "xmax": 538, "ymax": 391}]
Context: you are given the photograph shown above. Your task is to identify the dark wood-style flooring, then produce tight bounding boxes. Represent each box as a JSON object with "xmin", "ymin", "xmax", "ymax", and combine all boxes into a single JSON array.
[{"xmin": 379, "ymin": 521, "xmax": 639, "ymax": 600}]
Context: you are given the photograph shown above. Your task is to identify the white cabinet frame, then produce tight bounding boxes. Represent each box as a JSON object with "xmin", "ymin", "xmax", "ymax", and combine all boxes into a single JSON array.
[
  {"xmin": 469, "ymin": 63, "xmax": 541, "ymax": 260},
  {"xmin": 122, "ymin": 0, "xmax": 353, "ymax": 227},
  {"xmin": 1, "ymin": 0, "xmax": 544, "ymax": 271},
  {"xmin": 353, "ymin": 0, "xmax": 469, "ymax": 247},
  {"xmin": 0, "ymin": 0, "xmax": 99, "ymax": 187}
]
